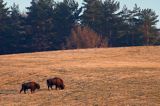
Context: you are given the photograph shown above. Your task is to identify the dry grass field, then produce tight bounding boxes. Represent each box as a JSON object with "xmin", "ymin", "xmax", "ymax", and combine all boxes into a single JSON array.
[{"xmin": 0, "ymin": 46, "xmax": 160, "ymax": 106}]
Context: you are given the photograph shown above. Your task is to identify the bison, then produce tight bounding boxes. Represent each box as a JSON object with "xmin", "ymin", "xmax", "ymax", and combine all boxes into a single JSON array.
[
  {"xmin": 47, "ymin": 77, "xmax": 65, "ymax": 90},
  {"xmin": 20, "ymin": 81, "xmax": 40, "ymax": 94}
]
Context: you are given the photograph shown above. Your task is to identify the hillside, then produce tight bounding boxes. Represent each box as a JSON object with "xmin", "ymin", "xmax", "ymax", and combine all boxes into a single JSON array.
[{"xmin": 0, "ymin": 46, "xmax": 160, "ymax": 106}]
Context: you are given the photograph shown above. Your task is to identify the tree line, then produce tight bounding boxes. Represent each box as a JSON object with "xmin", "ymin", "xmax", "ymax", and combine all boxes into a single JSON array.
[{"xmin": 0, "ymin": 0, "xmax": 160, "ymax": 54}]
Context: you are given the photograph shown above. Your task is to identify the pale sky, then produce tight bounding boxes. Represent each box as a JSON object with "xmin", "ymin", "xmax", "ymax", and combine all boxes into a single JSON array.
[{"xmin": 4, "ymin": 0, "xmax": 160, "ymax": 28}]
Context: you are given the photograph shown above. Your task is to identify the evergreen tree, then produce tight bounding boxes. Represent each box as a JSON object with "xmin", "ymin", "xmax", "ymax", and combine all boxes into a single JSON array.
[
  {"xmin": 102, "ymin": 0, "xmax": 120, "ymax": 46},
  {"xmin": 82, "ymin": 0, "xmax": 103, "ymax": 34},
  {"xmin": 0, "ymin": 0, "xmax": 160, "ymax": 54},
  {"xmin": 116, "ymin": 5, "xmax": 130, "ymax": 46},
  {"xmin": 0, "ymin": 0, "xmax": 10, "ymax": 54},
  {"xmin": 81, "ymin": 0, "xmax": 120, "ymax": 46},
  {"xmin": 26, "ymin": 0, "xmax": 55, "ymax": 51},
  {"xmin": 9, "ymin": 3, "xmax": 22, "ymax": 52},
  {"xmin": 53, "ymin": 0, "xmax": 82, "ymax": 49},
  {"xmin": 9, "ymin": 3, "xmax": 30, "ymax": 53},
  {"xmin": 128, "ymin": 4, "xmax": 142, "ymax": 46},
  {"xmin": 118, "ymin": 4, "xmax": 143, "ymax": 46},
  {"xmin": 139, "ymin": 8, "xmax": 159, "ymax": 45}
]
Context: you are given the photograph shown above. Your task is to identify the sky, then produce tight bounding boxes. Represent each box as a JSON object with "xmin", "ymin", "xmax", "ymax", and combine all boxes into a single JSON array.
[{"xmin": 4, "ymin": 0, "xmax": 160, "ymax": 28}]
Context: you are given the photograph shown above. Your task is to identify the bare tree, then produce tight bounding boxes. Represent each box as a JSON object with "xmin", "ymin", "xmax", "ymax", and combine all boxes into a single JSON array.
[{"xmin": 65, "ymin": 26, "xmax": 108, "ymax": 49}]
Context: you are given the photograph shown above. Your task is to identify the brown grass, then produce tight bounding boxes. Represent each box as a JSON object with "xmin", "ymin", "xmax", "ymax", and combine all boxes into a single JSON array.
[{"xmin": 0, "ymin": 46, "xmax": 160, "ymax": 106}]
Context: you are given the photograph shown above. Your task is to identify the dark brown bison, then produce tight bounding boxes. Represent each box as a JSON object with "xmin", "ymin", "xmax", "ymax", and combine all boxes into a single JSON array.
[
  {"xmin": 47, "ymin": 77, "xmax": 65, "ymax": 90},
  {"xmin": 20, "ymin": 81, "xmax": 40, "ymax": 94}
]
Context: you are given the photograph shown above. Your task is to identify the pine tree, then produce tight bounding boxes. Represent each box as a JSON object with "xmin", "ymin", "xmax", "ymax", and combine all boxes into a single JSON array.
[
  {"xmin": 102, "ymin": 0, "xmax": 120, "ymax": 46},
  {"xmin": 81, "ymin": 0, "xmax": 120, "ymax": 46},
  {"xmin": 9, "ymin": 3, "xmax": 29, "ymax": 53},
  {"xmin": 139, "ymin": 8, "xmax": 159, "ymax": 45},
  {"xmin": 118, "ymin": 4, "xmax": 143, "ymax": 46},
  {"xmin": 82, "ymin": 0, "xmax": 103, "ymax": 34},
  {"xmin": 26, "ymin": 0, "xmax": 55, "ymax": 51},
  {"xmin": 0, "ymin": 0, "xmax": 10, "ymax": 54},
  {"xmin": 53, "ymin": 0, "xmax": 82, "ymax": 49}
]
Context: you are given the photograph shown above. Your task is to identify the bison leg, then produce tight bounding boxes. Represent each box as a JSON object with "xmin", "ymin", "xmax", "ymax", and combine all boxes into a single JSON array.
[
  {"xmin": 55, "ymin": 85, "xmax": 58, "ymax": 90},
  {"xmin": 60, "ymin": 85, "xmax": 63, "ymax": 90},
  {"xmin": 20, "ymin": 88, "xmax": 23, "ymax": 93},
  {"xmin": 33, "ymin": 88, "xmax": 36, "ymax": 92},
  {"xmin": 24, "ymin": 89, "xmax": 27, "ymax": 94},
  {"xmin": 30, "ymin": 89, "xmax": 33, "ymax": 93},
  {"xmin": 48, "ymin": 85, "xmax": 50, "ymax": 90},
  {"xmin": 51, "ymin": 85, "xmax": 53, "ymax": 90},
  {"xmin": 31, "ymin": 89, "xmax": 35, "ymax": 93},
  {"xmin": 31, "ymin": 88, "xmax": 36, "ymax": 93}
]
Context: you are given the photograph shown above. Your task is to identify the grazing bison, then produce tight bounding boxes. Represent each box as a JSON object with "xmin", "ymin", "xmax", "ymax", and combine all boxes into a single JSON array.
[
  {"xmin": 20, "ymin": 81, "xmax": 40, "ymax": 94},
  {"xmin": 47, "ymin": 77, "xmax": 65, "ymax": 90}
]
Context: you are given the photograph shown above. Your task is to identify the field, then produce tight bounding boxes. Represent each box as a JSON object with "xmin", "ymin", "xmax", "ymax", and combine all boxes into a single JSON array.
[{"xmin": 0, "ymin": 46, "xmax": 160, "ymax": 106}]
